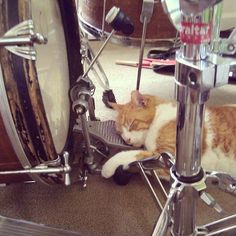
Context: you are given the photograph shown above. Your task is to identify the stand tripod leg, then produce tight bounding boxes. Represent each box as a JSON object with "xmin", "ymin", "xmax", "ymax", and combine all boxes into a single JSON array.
[
  {"xmin": 152, "ymin": 182, "xmax": 178, "ymax": 236},
  {"xmin": 197, "ymin": 214, "xmax": 236, "ymax": 235},
  {"xmin": 138, "ymin": 163, "xmax": 164, "ymax": 211}
]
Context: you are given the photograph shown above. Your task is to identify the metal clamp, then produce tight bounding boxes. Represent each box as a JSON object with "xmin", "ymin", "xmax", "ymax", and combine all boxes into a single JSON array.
[
  {"xmin": 216, "ymin": 28, "xmax": 236, "ymax": 55},
  {"xmin": 140, "ymin": 0, "xmax": 155, "ymax": 23},
  {"xmin": 206, "ymin": 171, "xmax": 236, "ymax": 196}
]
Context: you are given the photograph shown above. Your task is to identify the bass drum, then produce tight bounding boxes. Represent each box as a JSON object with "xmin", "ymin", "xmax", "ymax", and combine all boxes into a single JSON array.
[
  {"xmin": 0, "ymin": 0, "xmax": 83, "ymax": 184},
  {"xmin": 78, "ymin": 0, "xmax": 177, "ymax": 46}
]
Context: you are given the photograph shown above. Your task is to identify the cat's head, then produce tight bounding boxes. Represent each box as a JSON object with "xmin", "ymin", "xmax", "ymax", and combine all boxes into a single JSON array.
[{"xmin": 109, "ymin": 90, "xmax": 158, "ymax": 147}]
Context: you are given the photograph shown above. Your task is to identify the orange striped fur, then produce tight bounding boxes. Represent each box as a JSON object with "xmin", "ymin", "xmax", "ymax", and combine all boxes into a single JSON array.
[{"xmin": 102, "ymin": 91, "xmax": 236, "ymax": 179}]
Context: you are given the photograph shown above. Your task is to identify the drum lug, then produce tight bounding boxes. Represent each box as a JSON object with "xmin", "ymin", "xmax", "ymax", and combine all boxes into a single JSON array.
[{"xmin": 0, "ymin": 20, "xmax": 47, "ymax": 60}]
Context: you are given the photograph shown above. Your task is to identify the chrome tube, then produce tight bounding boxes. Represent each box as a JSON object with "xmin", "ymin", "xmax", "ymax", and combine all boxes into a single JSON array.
[
  {"xmin": 82, "ymin": 30, "xmax": 115, "ymax": 78},
  {"xmin": 152, "ymin": 182, "xmax": 177, "ymax": 236},
  {"xmin": 0, "ymin": 36, "xmax": 32, "ymax": 46},
  {"xmin": 79, "ymin": 113, "xmax": 94, "ymax": 165},
  {"xmin": 138, "ymin": 163, "xmax": 164, "ymax": 211},
  {"xmin": 0, "ymin": 167, "xmax": 67, "ymax": 175},
  {"xmin": 172, "ymin": 39, "xmax": 215, "ymax": 236},
  {"xmin": 174, "ymin": 57, "xmax": 215, "ymax": 177},
  {"xmin": 87, "ymin": 43, "xmax": 110, "ymax": 90},
  {"xmin": 175, "ymin": 88, "xmax": 206, "ymax": 177},
  {"xmin": 159, "ymin": 1, "xmax": 234, "ymax": 235},
  {"xmin": 152, "ymin": 210, "xmax": 170, "ymax": 236},
  {"xmin": 171, "ymin": 2, "xmax": 221, "ymax": 235},
  {"xmin": 101, "ymin": 0, "xmax": 107, "ymax": 37},
  {"xmin": 136, "ymin": 16, "xmax": 148, "ymax": 90},
  {"xmin": 172, "ymin": 186, "xmax": 198, "ymax": 235}
]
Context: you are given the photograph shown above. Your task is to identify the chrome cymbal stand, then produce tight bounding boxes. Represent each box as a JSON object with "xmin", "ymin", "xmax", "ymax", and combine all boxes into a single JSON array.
[{"xmin": 151, "ymin": 0, "xmax": 236, "ymax": 235}]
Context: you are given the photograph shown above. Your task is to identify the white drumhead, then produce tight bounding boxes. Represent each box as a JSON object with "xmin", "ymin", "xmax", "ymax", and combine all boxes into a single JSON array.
[{"xmin": 32, "ymin": 0, "xmax": 70, "ymax": 153}]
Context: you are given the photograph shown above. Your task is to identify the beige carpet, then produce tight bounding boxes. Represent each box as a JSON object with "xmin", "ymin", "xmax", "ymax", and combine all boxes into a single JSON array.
[{"xmin": 0, "ymin": 41, "xmax": 236, "ymax": 236}]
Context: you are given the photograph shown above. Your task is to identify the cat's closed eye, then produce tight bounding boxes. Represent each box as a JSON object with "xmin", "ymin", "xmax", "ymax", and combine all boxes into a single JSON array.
[
  {"xmin": 115, "ymin": 124, "xmax": 122, "ymax": 135},
  {"xmin": 128, "ymin": 120, "xmax": 137, "ymax": 131}
]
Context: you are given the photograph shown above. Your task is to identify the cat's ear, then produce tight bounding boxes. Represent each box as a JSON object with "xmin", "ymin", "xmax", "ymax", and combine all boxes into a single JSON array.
[
  {"xmin": 131, "ymin": 90, "xmax": 148, "ymax": 107},
  {"xmin": 108, "ymin": 102, "xmax": 124, "ymax": 111}
]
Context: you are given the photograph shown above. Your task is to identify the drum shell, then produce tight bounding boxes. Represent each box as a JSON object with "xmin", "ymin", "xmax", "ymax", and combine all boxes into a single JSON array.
[
  {"xmin": 0, "ymin": 114, "xmax": 30, "ymax": 183},
  {"xmin": 79, "ymin": 0, "xmax": 177, "ymax": 45},
  {"xmin": 0, "ymin": 0, "xmax": 83, "ymax": 184}
]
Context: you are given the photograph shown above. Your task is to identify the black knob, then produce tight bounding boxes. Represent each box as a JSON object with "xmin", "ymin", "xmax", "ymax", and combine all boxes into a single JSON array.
[{"xmin": 105, "ymin": 6, "xmax": 134, "ymax": 36}]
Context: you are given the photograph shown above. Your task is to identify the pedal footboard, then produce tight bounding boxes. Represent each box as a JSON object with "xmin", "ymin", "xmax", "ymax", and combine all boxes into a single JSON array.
[
  {"xmin": 0, "ymin": 215, "xmax": 81, "ymax": 236},
  {"xmin": 74, "ymin": 120, "xmax": 136, "ymax": 159}
]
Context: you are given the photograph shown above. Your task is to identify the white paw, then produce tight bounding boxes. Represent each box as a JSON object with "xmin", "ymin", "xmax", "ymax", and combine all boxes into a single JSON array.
[{"xmin": 101, "ymin": 150, "xmax": 141, "ymax": 178}]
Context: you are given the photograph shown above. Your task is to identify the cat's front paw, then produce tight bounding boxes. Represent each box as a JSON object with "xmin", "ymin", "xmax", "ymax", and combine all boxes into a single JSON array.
[{"xmin": 101, "ymin": 150, "xmax": 142, "ymax": 178}]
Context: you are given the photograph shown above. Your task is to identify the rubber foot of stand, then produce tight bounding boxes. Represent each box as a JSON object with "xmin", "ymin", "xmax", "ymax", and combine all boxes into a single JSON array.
[
  {"xmin": 113, "ymin": 165, "xmax": 134, "ymax": 186},
  {"xmin": 102, "ymin": 90, "xmax": 116, "ymax": 109}
]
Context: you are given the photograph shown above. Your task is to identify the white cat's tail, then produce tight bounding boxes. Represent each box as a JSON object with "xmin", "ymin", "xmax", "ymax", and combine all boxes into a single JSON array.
[{"xmin": 101, "ymin": 150, "xmax": 144, "ymax": 178}]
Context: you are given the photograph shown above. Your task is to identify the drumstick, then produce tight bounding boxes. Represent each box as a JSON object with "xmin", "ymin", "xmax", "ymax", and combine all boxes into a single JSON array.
[{"xmin": 116, "ymin": 59, "xmax": 175, "ymax": 68}]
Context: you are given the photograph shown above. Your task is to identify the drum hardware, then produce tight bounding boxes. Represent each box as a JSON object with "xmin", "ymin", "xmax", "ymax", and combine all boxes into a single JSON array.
[
  {"xmin": 81, "ymin": 29, "xmax": 115, "ymax": 80},
  {"xmin": 0, "ymin": 152, "xmax": 71, "ymax": 186},
  {"xmin": 71, "ymin": 77, "xmax": 137, "ymax": 188},
  {"xmin": 73, "ymin": 119, "xmax": 137, "ymax": 188},
  {"xmin": 136, "ymin": 0, "xmax": 155, "ymax": 90},
  {"xmin": 74, "ymin": 119, "xmax": 136, "ymax": 158},
  {"xmin": 80, "ymin": 31, "xmax": 117, "ymax": 109},
  {"xmin": 151, "ymin": 170, "xmax": 236, "ymax": 236},
  {"xmin": 148, "ymin": 0, "xmax": 236, "ymax": 235},
  {"xmin": 79, "ymin": 6, "xmax": 134, "ymax": 108},
  {"xmin": 79, "ymin": 0, "xmax": 178, "ymax": 47},
  {"xmin": 101, "ymin": 0, "xmax": 107, "ymax": 38},
  {"xmin": 0, "ymin": 20, "xmax": 47, "ymax": 60},
  {"xmin": 71, "ymin": 76, "xmax": 99, "ymax": 186},
  {"xmin": 229, "ymin": 64, "xmax": 236, "ymax": 84},
  {"xmin": 212, "ymin": 27, "xmax": 236, "ymax": 55},
  {"xmin": 80, "ymin": 34, "xmax": 110, "ymax": 90},
  {"xmin": 0, "ymin": 0, "xmax": 81, "ymax": 185},
  {"xmin": 71, "ymin": 76, "xmax": 96, "ymax": 120},
  {"xmin": 161, "ymin": 0, "xmax": 181, "ymax": 32},
  {"xmin": 71, "ymin": 71, "xmax": 137, "ymax": 188},
  {"xmin": 76, "ymin": 0, "xmax": 107, "ymax": 39},
  {"xmin": 130, "ymin": 153, "xmax": 173, "ymax": 210}
]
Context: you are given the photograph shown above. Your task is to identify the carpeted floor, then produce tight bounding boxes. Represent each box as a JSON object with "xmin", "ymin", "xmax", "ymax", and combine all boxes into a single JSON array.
[{"xmin": 0, "ymin": 41, "xmax": 236, "ymax": 236}]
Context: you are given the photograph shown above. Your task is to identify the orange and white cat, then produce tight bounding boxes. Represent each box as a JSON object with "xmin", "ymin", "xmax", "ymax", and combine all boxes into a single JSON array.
[{"xmin": 101, "ymin": 90, "xmax": 236, "ymax": 179}]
